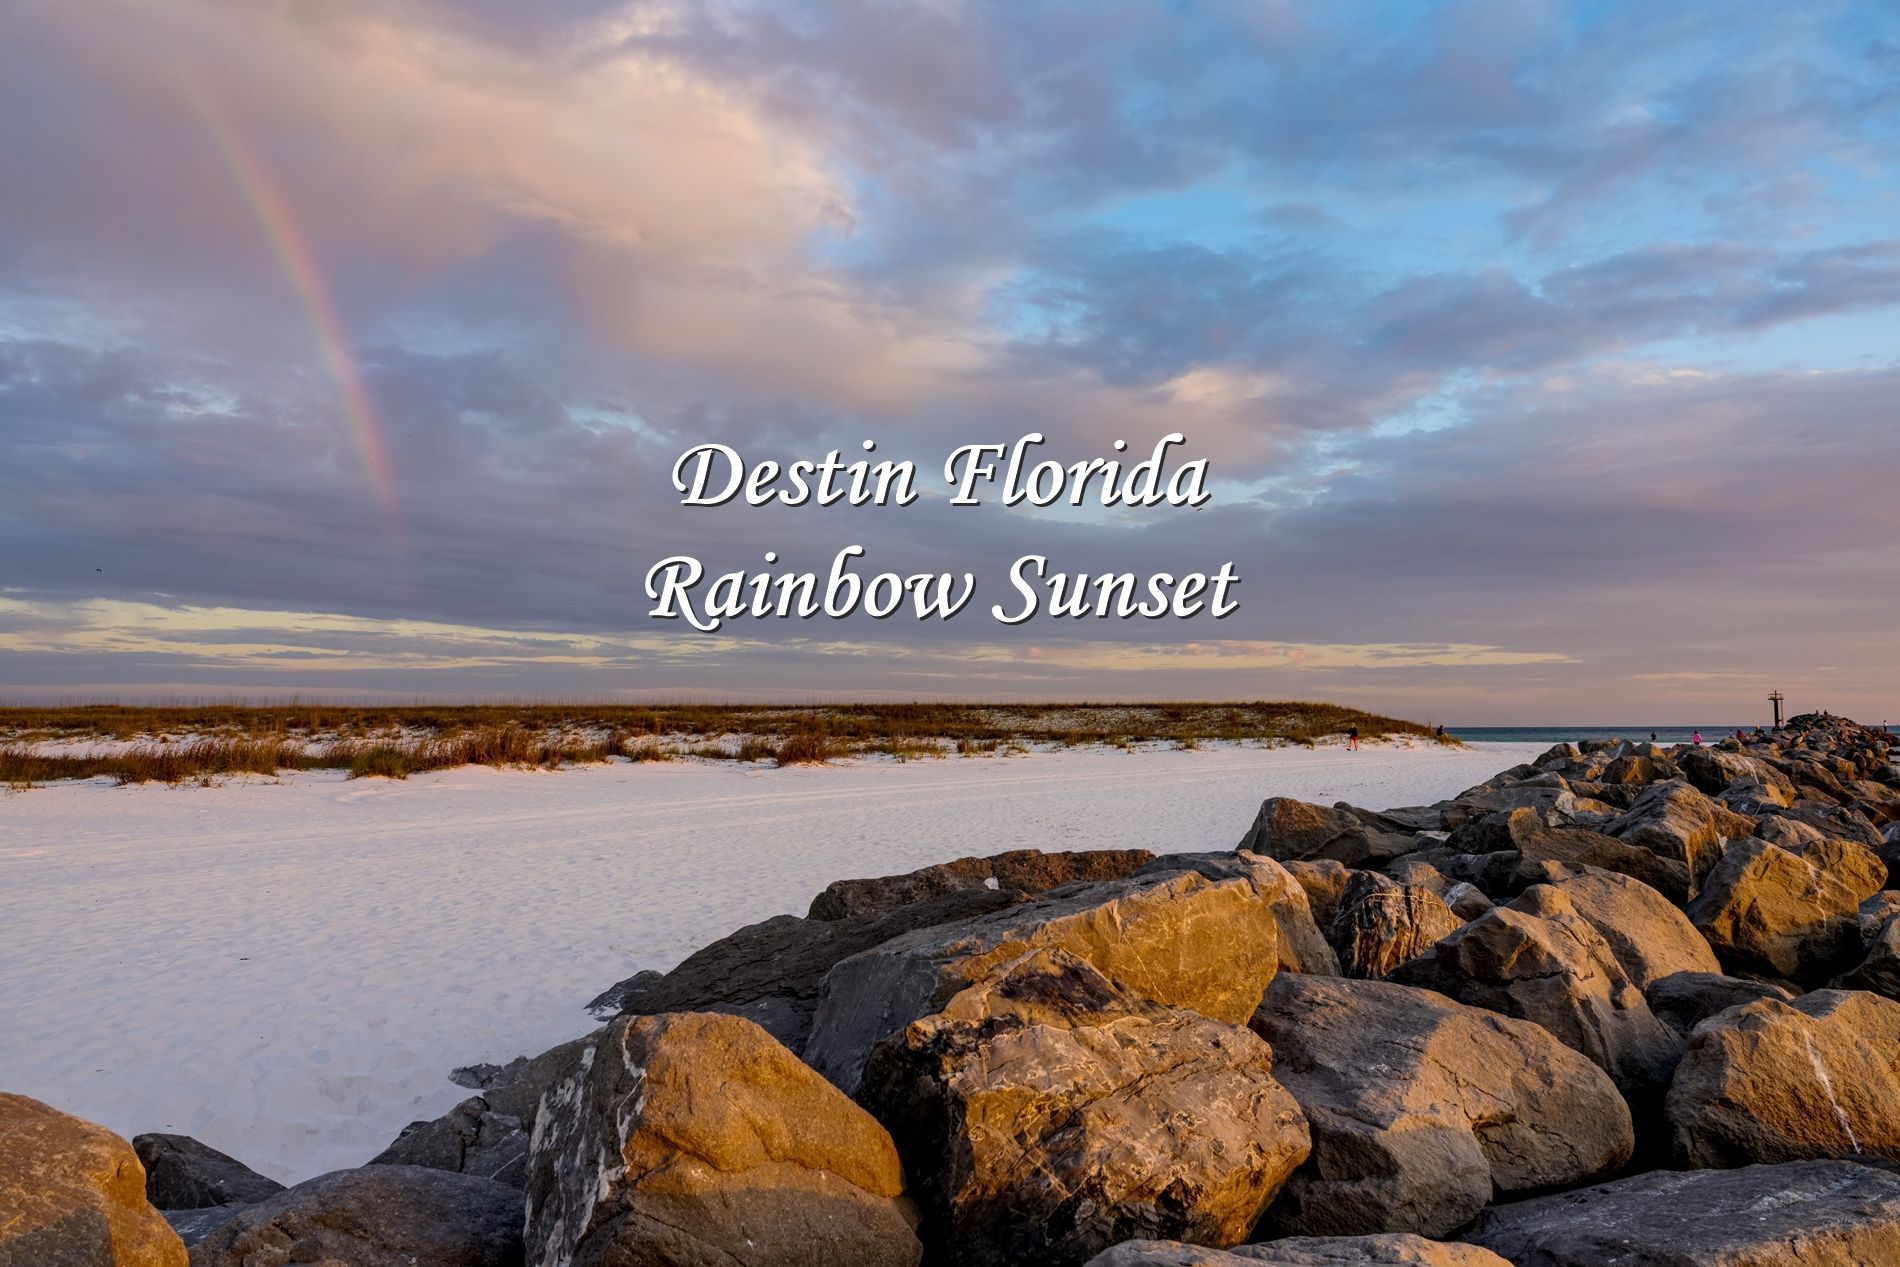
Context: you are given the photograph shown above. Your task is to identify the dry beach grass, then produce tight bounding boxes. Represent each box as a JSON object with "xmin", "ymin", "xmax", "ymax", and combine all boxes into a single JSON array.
[{"xmin": 0, "ymin": 700, "xmax": 1448, "ymax": 786}]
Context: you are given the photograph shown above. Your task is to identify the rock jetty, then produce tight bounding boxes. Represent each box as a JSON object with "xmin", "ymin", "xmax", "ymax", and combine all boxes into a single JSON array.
[{"xmin": 8, "ymin": 712, "xmax": 1900, "ymax": 1266}]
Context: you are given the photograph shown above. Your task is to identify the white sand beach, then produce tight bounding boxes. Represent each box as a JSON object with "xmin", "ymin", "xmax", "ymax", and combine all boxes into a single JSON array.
[{"xmin": 0, "ymin": 739, "xmax": 1544, "ymax": 1183}]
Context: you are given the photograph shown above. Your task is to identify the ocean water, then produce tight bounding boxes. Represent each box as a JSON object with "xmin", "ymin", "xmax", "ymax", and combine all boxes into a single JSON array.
[{"xmin": 1447, "ymin": 725, "xmax": 1758, "ymax": 746}]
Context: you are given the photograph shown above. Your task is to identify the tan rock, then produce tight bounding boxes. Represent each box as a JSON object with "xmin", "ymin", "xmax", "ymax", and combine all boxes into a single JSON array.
[
  {"xmin": 524, "ymin": 1012, "xmax": 920, "ymax": 1267},
  {"xmin": 1686, "ymin": 837, "xmax": 1882, "ymax": 980},
  {"xmin": 1547, "ymin": 869, "xmax": 1719, "ymax": 988},
  {"xmin": 861, "ymin": 949, "xmax": 1310, "ymax": 1267},
  {"xmin": 1606, "ymin": 780, "xmax": 1757, "ymax": 892},
  {"xmin": 1666, "ymin": 989, "xmax": 1900, "ymax": 1168},
  {"xmin": 1283, "ymin": 860, "xmax": 1352, "ymax": 928},
  {"xmin": 1389, "ymin": 886, "xmax": 1683, "ymax": 1103},
  {"xmin": 1138, "ymin": 852, "xmax": 1340, "ymax": 975},
  {"xmin": 0, "ymin": 1092, "xmax": 185, "ymax": 1267},
  {"xmin": 805, "ymin": 867, "xmax": 1282, "ymax": 1094}
]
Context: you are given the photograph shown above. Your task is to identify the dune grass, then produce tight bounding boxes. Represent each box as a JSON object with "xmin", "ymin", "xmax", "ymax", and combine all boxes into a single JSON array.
[{"xmin": 0, "ymin": 700, "xmax": 1450, "ymax": 787}]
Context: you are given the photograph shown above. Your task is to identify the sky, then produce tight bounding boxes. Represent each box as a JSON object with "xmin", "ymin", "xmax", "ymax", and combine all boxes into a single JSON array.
[{"xmin": 2, "ymin": 0, "xmax": 1899, "ymax": 724}]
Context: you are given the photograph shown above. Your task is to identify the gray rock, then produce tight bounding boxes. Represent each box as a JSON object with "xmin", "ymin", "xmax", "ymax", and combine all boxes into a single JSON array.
[
  {"xmin": 1833, "ymin": 913, "xmax": 1900, "ymax": 998},
  {"xmin": 1441, "ymin": 882, "xmax": 1493, "ymax": 920},
  {"xmin": 1860, "ymin": 890, "xmax": 1900, "ymax": 940},
  {"xmin": 134, "ymin": 1134, "xmax": 284, "ymax": 1211},
  {"xmin": 1441, "ymin": 783, "xmax": 1578, "ymax": 831},
  {"xmin": 187, "ymin": 1165, "xmax": 524, "ymax": 1267},
  {"xmin": 1643, "ymin": 971, "xmax": 1793, "ymax": 1038},
  {"xmin": 1761, "ymin": 802, "xmax": 1884, "ymax": 849},
  {"xmin": 1236, "ymin": 798, "xmax": 1414, "ymax": 868},
  {"xmin": 370, "ymin": 1033, "xmax": 594, "ymax": 1189},
  {"xmin": 582, "ymin": 887, "xmax": 1020, "ymax": 1048},
  {"xmin": 1464, "ymin": 1159, "xmax": 1900, "ymax": 1266},
  {"xmin": 1514, "ymin": 823, "xmax": 1692, "ymax": 903},
  {"xmin": 1446, "ymin": 808, "xmax": 1691, "ymax": 901},
  {"xmin": 1390, "ymin": 885, "xmax": 1684, "ymax": 1105},
  {"xmin": 1379, "ymin": 856, "xmax": 1448, "ymax": 894},
  {"xmin": 1250, "ymin": 974, "xmax": 1632, "ymax": 1239},
  {"xmin": 162, "ymin": 1207, "xmax": 244, "ymax": 1249},
  {"xmin": 861, "ymin": 949, "xmax": 1309, "ymax": 1267},
  {"xmin": 808, "ymin": 848, "xmax": 1155, "ymax": 919},
  {"xmin": 1677, "ymin": 747, "xmax": 1796, "ymax": 804},
  {"xmin": 805, "ymin": 866, "xmax": 1284, "ymax": 1095},
  {"xmin": 1085, "ymin": 1236, "xmax": 1511, "ymax": 1265}
]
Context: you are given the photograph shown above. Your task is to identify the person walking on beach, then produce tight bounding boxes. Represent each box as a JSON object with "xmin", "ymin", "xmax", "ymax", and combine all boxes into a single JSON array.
[
  {"xmin": 1347, "ymin": 724, "xmax": 1360, "ymax": 751},
  {"xmin": 1692, "ymin": 730, "xmax": 1703, "ymax": 745}
]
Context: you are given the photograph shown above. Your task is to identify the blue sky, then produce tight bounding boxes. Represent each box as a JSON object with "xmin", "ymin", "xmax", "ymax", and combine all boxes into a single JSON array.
[{"xmin": 2, "ymin": 0, "xmax": 1899, "ymax": 722}]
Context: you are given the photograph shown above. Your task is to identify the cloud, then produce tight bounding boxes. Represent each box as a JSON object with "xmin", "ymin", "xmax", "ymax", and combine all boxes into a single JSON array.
[{"xmin": 4, "ymin": 0, "xmax": 1900, "ymax": 720}]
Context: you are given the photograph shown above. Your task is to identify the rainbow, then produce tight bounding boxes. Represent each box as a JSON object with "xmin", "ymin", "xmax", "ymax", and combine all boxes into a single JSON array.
[{"xmin": 180, "ymin": 82, "xmax": 402, "ymax": 535}]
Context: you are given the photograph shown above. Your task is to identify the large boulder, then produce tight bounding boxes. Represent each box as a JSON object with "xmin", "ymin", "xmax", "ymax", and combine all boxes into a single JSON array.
[
  {"xmin": 523, "ymin": 1012, "xmax": 920, "ymax": 1267},
  {"xmin": 188, "ymin": 1165, "xmax": 522, "ymax": 1267},
  {"xmin": 1249, "ymin": 975, "xmax": 1632, "ymax": 1239},
  {"xmin": 1441, "ymin": 782, "xmax": 1578, "ymax": 830},
  {"xmin": 1606, "ymin": 780, "xmax": 1757, "ymax": 892},
  {"xmin": 1762, "ymin": 802, "xmax": 1885, "ymax": 849},
  {"xmin": 1389, "ymin": 886, "xmax": 1683, "ymax": 1104},
  {"xmin": 371, "ymin": 1032, "xmax": 595, "ymax": 1189},
  {"xmin": 1666, "ymin": 989, "xmax": 1900, "ymax": 1168},
  {"xmin": 1138, "ymin": 853, "xmax": 1340, "ymax": 975},
  {"xmin": 861, "ymin": 949, "xmax": 1309, "ymax": 1267},
  {"xmin": 1514, "ymin": 825, "xmax": 1692, "ymax": 903},
  {"xmin": 0, "ymin": 1093, "xmax": 186, "ymax": 1267},
  {"xmin": 133, "ymin": 1134, "xmax": 283, "ymax": 1211},
  {"xmin": 1644, "ymin": 971, "xmax": 1793, "ymax": 1039},
  {"xmin": 1686, "ymin": 837, "xmax": 1884, "ymax": 981},
  {"xmin": 805, "ymin": 867, "xmax": 1283, "ymax": 1094},
  {"xmin": 164, "ymin": 1207, "xmax": 244, "ymax": 1249},
  {"xmin": 1464, "ymin": 1159, "xmax": 1900, "ymax": 1266},
  {"xmin": 1449, "ymin": 808, "xmax": 1689, "ymax": 901},
  {"xmin": 1086, "ymin": 1236, "xmax": 1511, "ymax": 1265},
  {"xmin": 808, "ymin": 848, "xmax": 1155, "ymax": 919},
  {"xmin": 1544, "ymin": 870, "xmax": 1720, "ymax": 988},
  {"xmin": 1441, "ymin": 882, "xmax": 1492, "ymax": 921},
  {"xmin": 1324, "ymin": 872, "xmax": 1461, "ymax": 979},
  {"xmin": 1860, "ymin": 889, "xmax": 1900, "ymax": 936},
  {"xmin": 586, "ymin": 887, "xmax": 1021, "ymax": 1044},
  {"xmin": 1833, "ymin": 913, "xmax": 1900, "ymax": 998},
  {"xmin": 1282, "ymin": 860, "xmax": 1352, "ymax": 929},
  {"xmin": 1235, "ymin": 798, "xmax": 1413, "ymax": 868},
  {"xmin": 1678, "ymin": 747, "xmax": 1797, "ymax": 804}
]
